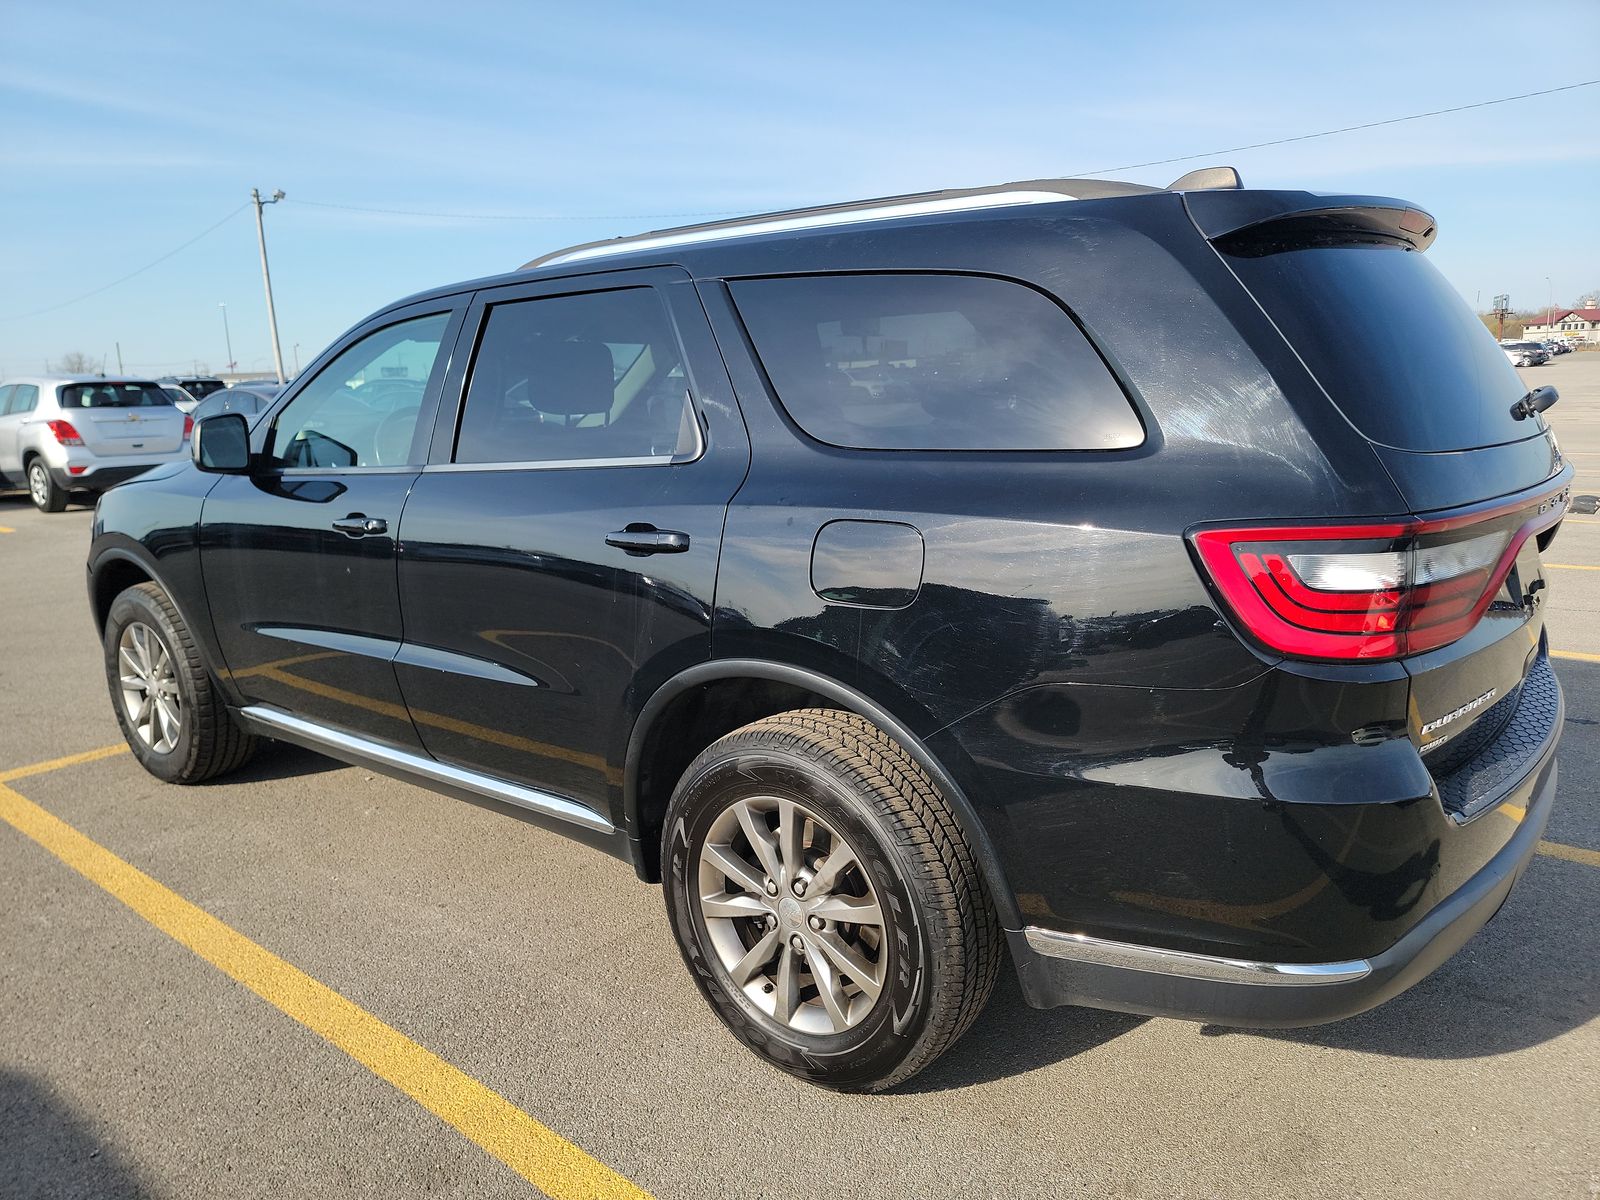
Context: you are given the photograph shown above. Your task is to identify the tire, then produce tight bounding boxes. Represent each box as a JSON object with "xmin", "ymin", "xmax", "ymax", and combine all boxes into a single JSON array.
[
  {"xmin": 26, "ymin": 458, "xmax": 66, "ymax": 512},
  {"xmin": 103, "ymin": 582, "xmax": 258, "ymax": 783},
  {"xmin": 662, "ymin": 708, "xmax": 1001, "ymax": 1092}
]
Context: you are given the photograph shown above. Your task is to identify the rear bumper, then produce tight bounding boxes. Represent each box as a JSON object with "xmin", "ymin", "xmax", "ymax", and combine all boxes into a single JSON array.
[
  {"xmin": 1009, "ymin": 741, "xmax": 1558, "ymax": 1026},
  {"xmin": 50, "ymin": 462, "xmax": 171, "ymax": 493}
]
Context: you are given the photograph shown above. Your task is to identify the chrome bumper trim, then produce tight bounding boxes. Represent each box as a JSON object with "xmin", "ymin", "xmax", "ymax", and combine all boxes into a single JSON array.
[
  {"xmin": 1022, "ymin": 927, "xmax": 1372, "ymax": 987},
  {"xmin": 240, "ymin": 705, "xmax": 615, "ymax": 835}
]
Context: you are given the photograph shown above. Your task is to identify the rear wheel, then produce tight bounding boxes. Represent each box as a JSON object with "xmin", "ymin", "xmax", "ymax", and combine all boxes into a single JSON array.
[
  {"xmin": 103, "ymin": 582, "xmax": 258, "ymax": 783},
  {"xmin": 662, "ymin": 708, "xmax": 1001, "ymax": 1092},
  {"xmin": 26, "ymin": 458, "xmax": 65, "ymax": 512}
]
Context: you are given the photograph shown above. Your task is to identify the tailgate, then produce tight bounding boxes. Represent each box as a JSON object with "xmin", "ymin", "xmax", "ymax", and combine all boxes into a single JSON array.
[{"xmin": 59, "ymin": 382, "xmax": 186, "ymax": 456}]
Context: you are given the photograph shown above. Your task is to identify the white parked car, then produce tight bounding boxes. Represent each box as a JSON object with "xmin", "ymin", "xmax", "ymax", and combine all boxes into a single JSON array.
[{"xmin": 0, "ymin": 376, "xmax": 191, "ymax": 512}]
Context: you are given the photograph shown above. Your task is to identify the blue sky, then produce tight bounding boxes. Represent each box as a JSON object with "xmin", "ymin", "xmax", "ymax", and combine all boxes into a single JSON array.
[{"xmin": 3, "ymin": 0, "xmax": 1597, "ymax": 377}]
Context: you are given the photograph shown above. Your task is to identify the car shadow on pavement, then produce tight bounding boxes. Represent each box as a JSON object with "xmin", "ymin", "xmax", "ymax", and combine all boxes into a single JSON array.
[
  {"xmin": 0, "ymin": 1069, "xmax": 153, "ymax": 1199},
  {"xmin": 207, "ymin": 741, "xmax": 346, "ymax": 786},
  {"xmin": 896, "ymin": 968, "xmax": 1147, "ymax": 1093}
]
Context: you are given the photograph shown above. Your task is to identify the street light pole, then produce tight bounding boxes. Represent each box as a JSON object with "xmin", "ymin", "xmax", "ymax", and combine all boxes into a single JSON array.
[
  {"xmin": 251, "ymin": 188, "xmax": 287, "ymax": 384},
  {"xmin": 219, "ymin": 302, "xmax": 235, "ymax": 374},
  {"xmin": 1547, "ymin": 277, "xmax": 1554, "ymax": 329}
]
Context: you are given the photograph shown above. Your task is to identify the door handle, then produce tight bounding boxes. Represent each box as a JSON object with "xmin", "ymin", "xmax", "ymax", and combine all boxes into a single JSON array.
[
  {"xmin": 606, "ymin": 525, "xmax": 690, "ymax": 556},
  {"xmin": 332, "ymin": 514, "xmax": 388, "ymax": 537}
]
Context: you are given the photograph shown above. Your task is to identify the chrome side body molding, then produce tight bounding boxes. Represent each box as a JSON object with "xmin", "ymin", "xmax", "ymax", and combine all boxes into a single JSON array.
[
  {"xmin": 1022, "ymin": 927, "xmax": 1372, "ymax": 987},
  {"xmin": 240, "ymin": 705, "xmax": 615, "ymax": 835}
]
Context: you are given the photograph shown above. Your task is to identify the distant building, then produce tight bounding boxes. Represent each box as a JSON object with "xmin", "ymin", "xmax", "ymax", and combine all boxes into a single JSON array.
[{"xmin": 1523, "ymin": 302, "xmax": 1600, "ymax": 346}]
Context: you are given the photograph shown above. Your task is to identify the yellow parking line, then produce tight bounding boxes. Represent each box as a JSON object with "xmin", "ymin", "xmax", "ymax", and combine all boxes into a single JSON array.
[
  {"xmin": 0, "ymin": 743, "xmax": 127, "ymax": 784},
  {"xmin": 0, "ymin": 771, "xmax": 651, "ymax": 1200},
  {"xmin": 1544, "ymin": 563, "xmax": 1600, "ymax": 571},
  {"xmin": 1496, "ymin": 803, "xmax": 1599, "ymax": 867},
  {"xmin": 1552, "ymin": 649, "xmax": 1600, "ymax": 663},
  {"xmin": 0, "ymin": 525, "xmax": 14, "ymax": 534}
]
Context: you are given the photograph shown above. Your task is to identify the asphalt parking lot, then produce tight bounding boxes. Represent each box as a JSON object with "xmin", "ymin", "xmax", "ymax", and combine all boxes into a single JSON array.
[{"xmin": 2, "ymin": 357, "xmax": 1598, "ymax": 1200}]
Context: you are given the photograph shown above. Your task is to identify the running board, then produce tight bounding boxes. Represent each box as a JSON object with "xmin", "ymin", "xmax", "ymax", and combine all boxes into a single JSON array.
[{"xmin": 239, "ymin": 705, "xmax": 616, "ymax": 835}]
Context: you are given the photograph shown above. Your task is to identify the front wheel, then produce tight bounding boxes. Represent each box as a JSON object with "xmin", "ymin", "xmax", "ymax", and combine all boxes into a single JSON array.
[
  {"xmin": 27, "ymin": 459, "xmax": 66, "ymax": 512},
  {"xmin": 662, "ymin": 708, "xmax": 1001, "ymax": 1092},
  {"xmin": 103, "ymin": 582, "xmax": 258, "ymax": 783}
]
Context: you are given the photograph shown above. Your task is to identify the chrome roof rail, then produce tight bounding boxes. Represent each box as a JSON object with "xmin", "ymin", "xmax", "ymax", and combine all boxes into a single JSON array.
[{"xmin": 522, "ymin": 175, "xmax": 1165, "ymax": 270}]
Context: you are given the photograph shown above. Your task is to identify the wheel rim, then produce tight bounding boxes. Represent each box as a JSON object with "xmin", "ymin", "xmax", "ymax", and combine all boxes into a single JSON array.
[
  {"xmin": 28, "ymin": 462, "xmax": 48, "ymax": 506},
  {"xmin": 118, "ymin": 622, "xmax": 182, "ymax": 753},
  {"xmin": 697, "ymin": 795, "xmax": 887, "ymax": 1035}
]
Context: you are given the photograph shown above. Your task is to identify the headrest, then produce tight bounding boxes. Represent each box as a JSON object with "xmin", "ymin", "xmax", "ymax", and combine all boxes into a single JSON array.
[{"xmin": 521, "ymin": 339, "xmax": 614, "ymax": 416}]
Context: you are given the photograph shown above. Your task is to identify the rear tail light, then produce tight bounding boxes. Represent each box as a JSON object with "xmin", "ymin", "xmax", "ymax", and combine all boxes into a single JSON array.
[
  {"xmin": 183, "ymin": 414, "xmax": 194, "ymax": 439},
  {"xmin": 46, "ymin": 419, "xmax": 84, "ymax": 446},
  {"xmin": 1191, "ymin": 491, "xmax": 1567, "ymax": 661}
]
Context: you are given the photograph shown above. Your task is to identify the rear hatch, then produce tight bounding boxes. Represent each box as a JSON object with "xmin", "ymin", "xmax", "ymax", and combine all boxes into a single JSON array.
[
  {"xmin": 57, "ymin": 381, "xmax": 187, "ymax": 457},
  {"xmin": 1188, "ymin": 191, "xmax": 1571, "ymax": 815}
]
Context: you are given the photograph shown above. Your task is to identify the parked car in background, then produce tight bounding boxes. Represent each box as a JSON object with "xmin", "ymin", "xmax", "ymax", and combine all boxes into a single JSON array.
[
  {"xmin": 159, "ymin": 376, "xmax": 227, "ymax": 404},
  {"xmin": 161, "ymin": 383, "xmax": 200, "ymax": 412},
  {"xmin": 89, "ymin": 173, "xmax": 1569, "ymax": 1092},
  {"xmin": 189, "ymin": 382, "xmax": 279, "ymax": 425},
  {"xmin": 1501, "ymin": 341, "xmax": 1549, "ymax": 367},
  {"xmin": 0, "ymin": 377, "xmax": 191, "ymax": 511}
]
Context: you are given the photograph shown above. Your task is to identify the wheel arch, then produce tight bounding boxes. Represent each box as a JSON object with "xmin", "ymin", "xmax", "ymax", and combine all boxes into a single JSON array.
[
  {"xmin": 88, "ymin": 544, "xmax": 234, "ymax": 703},
  {"xmin": 624, "ymin": 658, "xmax": 1022, "ymax": 929}
]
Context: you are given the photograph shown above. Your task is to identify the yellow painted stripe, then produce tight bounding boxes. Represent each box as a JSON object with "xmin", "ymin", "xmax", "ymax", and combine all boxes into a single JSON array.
[
  {"xmin": 0, "ymin": 778, "xmax": 651, "ymax": 1200},
  {"xmin": 1543, "ymin": 563, "xmax": 1600, "ymax": 571},
  {"xmin": 1553, "ymin": 649, "xmax": 1600, "ymax": 663},
  {"xmin": 0, "ymin": 743, "xmax": 127, "ymax": 784},
  {"xmin": 0, "ymin": 524, "xmax": 15, "ymax": 533},
  {"xmin": 1494, "ymin": 804, "xmax": 1600, "ymax": 867},
  {"xmin": 1539, "ymin": 840, "xmax": 1600, "ymax": 868}
]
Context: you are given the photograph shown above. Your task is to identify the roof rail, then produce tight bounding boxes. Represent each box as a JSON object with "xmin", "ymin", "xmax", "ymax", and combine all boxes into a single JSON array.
[{"xmin": 522, "ymin": 175, "xmax": 1167, "ymax": 270}]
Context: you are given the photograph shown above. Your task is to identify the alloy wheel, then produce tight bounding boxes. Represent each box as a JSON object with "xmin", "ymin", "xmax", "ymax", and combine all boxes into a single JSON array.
[
  {"xmin": 118, "ymin": 622, "xmax": 182, "ymax": 753},
  {"xmin": 28, "ymin": 462, "xmax": 49, "ymax": 508},
  {"xmin": 697, "ymin": 795, "xmax": 887, "ymax": 1036}
]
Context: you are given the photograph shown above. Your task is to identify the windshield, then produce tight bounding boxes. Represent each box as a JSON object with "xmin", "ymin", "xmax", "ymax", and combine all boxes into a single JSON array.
[
  {"xmin": 58, "ymin": 382, "xmax": 174, "ymax": 409},
  {"xmin": 1221, "ymin": 237, "xmax": 1535, "ymax": 452},
  {"xmin": 181, "ymin": 379, "xmax": 227, "ymax": 399}
]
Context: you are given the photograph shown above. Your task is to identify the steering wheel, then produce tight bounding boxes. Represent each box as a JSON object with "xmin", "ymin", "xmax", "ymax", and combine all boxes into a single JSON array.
[{"xmin": 372, "ymin": 406, "xmax": 420, "ymax": 466}]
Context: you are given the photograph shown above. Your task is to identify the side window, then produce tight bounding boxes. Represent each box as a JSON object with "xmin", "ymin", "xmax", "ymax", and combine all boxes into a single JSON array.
[
  {"xmin": 454, "ymin": 287, "xmax": 697, "ymax": 465},
  {"xmin": 0, "ymin": 386, "xmax": 13, "ymax": 415},
  {"xmin": 13, "ymin": 385, "xmax": 38, "ymax": 414},
  {"xmin": 729, "ymin": 273, "xmax": 1143, "ymax": 451},
  {"xmin": 268, "ymin": 312, "xmax": 450, "ymax": 469}
]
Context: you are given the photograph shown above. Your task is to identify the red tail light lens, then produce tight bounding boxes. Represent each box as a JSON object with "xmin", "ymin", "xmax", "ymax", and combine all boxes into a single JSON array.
[
  {"xmin": 46, "ymin": 419, "xmax": 84, "ymax": 446},
  {"xmin": 1191, "ymin": 490, "xmax": 1567, "ymax": 661},
  {"xmin": 183, "ymin": 414, "xmax": 194, "ymax": 439}
]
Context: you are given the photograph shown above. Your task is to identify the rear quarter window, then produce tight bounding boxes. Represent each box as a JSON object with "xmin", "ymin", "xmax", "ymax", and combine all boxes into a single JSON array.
[{"xmin": 729, "ymin": 273, "xmax": 1142, "ymax": 451}]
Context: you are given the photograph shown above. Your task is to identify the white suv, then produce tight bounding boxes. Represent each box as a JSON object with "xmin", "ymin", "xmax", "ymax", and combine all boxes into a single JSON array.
[{"xmin": 0, "ymin": 377, "xmax": 191, "ymax": 512}]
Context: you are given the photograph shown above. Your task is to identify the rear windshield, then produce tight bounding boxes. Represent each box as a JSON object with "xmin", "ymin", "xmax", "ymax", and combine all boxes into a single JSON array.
[
  {"xmin": 1220, "ymin": 238, "xmax": 1533, "ymax": 452},
  {"xmin": 730, "ymin": 273, "xmax": 1143, "ymax": 451},
  {"xmin": 58, "ymin": 382, "xmax": 174, "ymax": 409},
  {"xmin": 182, "ymin": 379, "xmax": 227, "ymax": 399}
]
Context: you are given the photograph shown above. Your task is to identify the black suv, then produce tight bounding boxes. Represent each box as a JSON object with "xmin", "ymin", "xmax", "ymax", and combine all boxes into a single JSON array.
[{"xmin": 89, "ymin": 171, "xmax": 1569, "ymax": 1091}]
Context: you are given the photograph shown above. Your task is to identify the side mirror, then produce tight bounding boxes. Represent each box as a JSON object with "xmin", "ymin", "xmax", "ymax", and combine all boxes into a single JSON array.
[{"xmin": 191, "ymin": 412, "xmax": 252, "ymax": 473}]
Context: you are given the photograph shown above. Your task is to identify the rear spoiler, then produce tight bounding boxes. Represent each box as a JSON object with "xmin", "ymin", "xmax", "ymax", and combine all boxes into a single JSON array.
[{"xmin": 1183, "ymin": 189, "xmax": 1438, "ymax": 252}]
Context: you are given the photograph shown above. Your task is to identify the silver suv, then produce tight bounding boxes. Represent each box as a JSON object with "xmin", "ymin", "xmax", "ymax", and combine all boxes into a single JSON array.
[{"xmin": 0, "ymin": 377, "xmax": 191, "ymax": 512}]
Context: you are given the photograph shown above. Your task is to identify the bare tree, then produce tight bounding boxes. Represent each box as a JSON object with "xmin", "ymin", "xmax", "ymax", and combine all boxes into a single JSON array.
[{"xmin": 56, "ymin": 351, "xmax": 99, "ymax": 373}]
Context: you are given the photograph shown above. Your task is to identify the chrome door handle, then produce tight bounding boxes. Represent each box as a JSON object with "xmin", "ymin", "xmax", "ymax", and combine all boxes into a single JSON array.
[
  {"xmin": 605, "ymin": 526, "xmax": 690, "ymax": 556},
  {"xmin": 332, "ymin": 514, "xmax": 388, "ymax": 537}
]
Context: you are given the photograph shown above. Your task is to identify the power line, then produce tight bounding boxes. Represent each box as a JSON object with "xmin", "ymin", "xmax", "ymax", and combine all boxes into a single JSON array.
[
  {"xmin": 1071, "ymin": 79, "xmax": 1600, "ymax": 176},
  {"xmin": 7, "ymin": 205, "xmax": 250, "ymax": 321},
  {"xmin": 289, "ymin": 198, "xmax": 749, "ymax": 222}
]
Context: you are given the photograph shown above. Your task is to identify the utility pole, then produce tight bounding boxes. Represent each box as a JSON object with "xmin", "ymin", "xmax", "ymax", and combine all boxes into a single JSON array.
[
  {"xmin": 251, "ymin": 188, "xmax": 287, "ymax": 384},
  {"xmin": 293, "ymin": 343, "xmax": 301, "ymax": 376},
  {"xmin": 1547, "ymin": 277, "xmax": 1554, "ymax": 329},
  {"xmin": 219, "ymin": 302, "xmax": 236, "ymax": 374},
  {"xmin": 115, "ymin": 342, "xmax": 124, "ymax": 373},
  {"xmin": 1492, "ymin": 294, "xmax": 1511, "ymax": 341}
]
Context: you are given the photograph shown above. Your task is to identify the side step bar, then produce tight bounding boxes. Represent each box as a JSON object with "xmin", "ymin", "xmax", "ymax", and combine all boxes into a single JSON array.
[{"xmin": 239, "ymin": 705, "xmax": 616, "ymax": 835}]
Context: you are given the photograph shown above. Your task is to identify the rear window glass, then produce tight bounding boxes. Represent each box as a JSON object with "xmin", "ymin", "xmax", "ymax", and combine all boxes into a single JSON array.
[
  {"xmin": 1221, "ymin": 239, "xmax": 1533, "ymax": 452},
  {"xmin": 729, "ymin": 273, "xmax": 1142, "ymax": 451},
  {"xmin": 182, "ymin": 380, "xmax": 227, "ymax": 399},
  {"xmin": 58, "ymin": 382, "xmax": 173, "ymax": 409}
]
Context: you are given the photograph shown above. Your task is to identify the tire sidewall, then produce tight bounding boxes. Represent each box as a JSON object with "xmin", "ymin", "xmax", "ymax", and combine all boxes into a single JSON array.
[
  {"xmin": 664, "ymin": 743, "xmax": 933, "ymax": 1091},
  {"xmin": 103, "ymin": 588, "xmax": 201, "ymax": 782},
  {"xmin": 27, "ymin": 460, "xmax": 58, "ymax": 512}
]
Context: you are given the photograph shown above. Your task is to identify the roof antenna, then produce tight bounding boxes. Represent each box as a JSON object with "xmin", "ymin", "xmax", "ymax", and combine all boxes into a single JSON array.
[{"xmin": 1168, "ymin": 166, "xmax": 1242, "ymax": 191}]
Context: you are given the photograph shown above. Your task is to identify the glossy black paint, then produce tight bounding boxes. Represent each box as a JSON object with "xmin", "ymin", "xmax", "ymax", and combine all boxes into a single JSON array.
[{"xmin": 88, "ymin": 184, "xmax": 1567, "ymax": 1012}]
